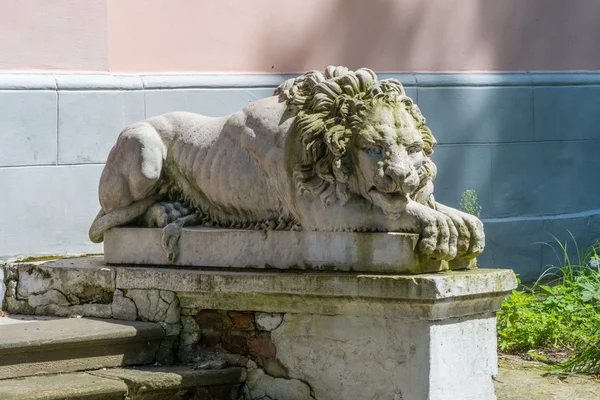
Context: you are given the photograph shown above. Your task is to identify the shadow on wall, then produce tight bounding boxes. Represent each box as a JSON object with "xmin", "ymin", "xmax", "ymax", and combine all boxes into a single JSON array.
[
  {"xmin": 259, "ymin": 0, "xmax": 600, "ymax": 72},
  {"xmin": 258, "ymin": 0, "xmax": 600, "ymax": 281}
]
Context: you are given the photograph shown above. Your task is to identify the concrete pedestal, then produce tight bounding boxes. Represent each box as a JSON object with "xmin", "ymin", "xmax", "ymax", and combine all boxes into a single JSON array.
[{"xmin": 2, "ymin": 257, "xmax": 516, "ymax": 400}]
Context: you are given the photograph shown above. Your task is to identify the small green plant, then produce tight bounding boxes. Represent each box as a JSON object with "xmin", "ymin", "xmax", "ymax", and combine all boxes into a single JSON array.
[
  {"xmin": 497, "ymin": 235, "xmax": 600, "ymax": 375},
  {"xmin": 460, "ymin": 189, "xmax": 482, "ymax": 217}
]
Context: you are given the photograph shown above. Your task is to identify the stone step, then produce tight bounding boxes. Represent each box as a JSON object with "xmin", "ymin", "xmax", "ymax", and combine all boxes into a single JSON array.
[
  {"xmin": 0, "ymin": 366, "xmax": 246, "ymax": 400},
  {"xmin": 0, "ymin": 317, "xmax": 165, "ymax": 379}
]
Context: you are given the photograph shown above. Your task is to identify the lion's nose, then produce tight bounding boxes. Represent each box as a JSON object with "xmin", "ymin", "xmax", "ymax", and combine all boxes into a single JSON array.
[{"xmin": 385, "ymin": 163, "xmax": 411, "ymax": 180}]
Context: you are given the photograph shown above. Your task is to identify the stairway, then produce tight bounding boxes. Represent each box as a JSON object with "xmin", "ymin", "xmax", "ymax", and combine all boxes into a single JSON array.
[{"xmin": 0, "ymin": 315, "xmax": 246, "ymax": 399}]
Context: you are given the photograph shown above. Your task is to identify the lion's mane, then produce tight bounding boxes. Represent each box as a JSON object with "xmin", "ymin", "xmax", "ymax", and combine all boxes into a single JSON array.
[{"xmin": 275, "ymin": 66, "xmax": 438, "ymax": 207}]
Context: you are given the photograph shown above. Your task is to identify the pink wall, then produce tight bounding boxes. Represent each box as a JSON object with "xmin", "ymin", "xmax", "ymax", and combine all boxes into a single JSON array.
[
  {"xmin": 2, "ymin": 0, "xmax": 600, "ymax": 72},
  {"xmin": 107, "ymin": 0, "xmax": 600, "ymax": 73},
  {"xmin": 0, "ymin": 0, "xmax": 108, "ymax": 71}
]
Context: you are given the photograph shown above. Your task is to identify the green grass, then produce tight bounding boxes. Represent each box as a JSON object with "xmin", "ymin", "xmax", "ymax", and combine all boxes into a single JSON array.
[
  {"xmin": 460, "ymin": 189, "xmax": 482, "ymax": 217},
  {"xmin": 497, "ymin": 236, "xmax": 600, "ymax": 375}
]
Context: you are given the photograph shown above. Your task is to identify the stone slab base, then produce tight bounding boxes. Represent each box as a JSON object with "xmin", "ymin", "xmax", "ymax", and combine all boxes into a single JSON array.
[
  {"xmin": 0, "ymin": 367, "xmax": 246, "ymax": 400},
  {"xmin": 104, "ymin": 227, "xmax": 476, "ymax": 273},
  {"xmin": 2, "ymin": 257, "xmax": 516, "ymax": 400}
]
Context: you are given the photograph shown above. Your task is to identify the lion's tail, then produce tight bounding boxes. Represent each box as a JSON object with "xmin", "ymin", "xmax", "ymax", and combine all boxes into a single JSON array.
[{"xmin": 89, "ymin": 197, "xmax": 160, "ymax": 243}]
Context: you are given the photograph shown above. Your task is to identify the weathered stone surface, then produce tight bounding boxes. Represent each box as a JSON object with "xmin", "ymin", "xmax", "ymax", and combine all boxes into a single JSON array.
[
  {"xmin": 0, "ymin": 315, "xmax": 62, "ymax": 326},
  {"xmin": 28, "ymin": 289, "xmax": 70, "ymax": 308},
  {"xmin": 5, "ymin": 279, "xmax": 16, "ymax": 298},
  {"xmin": 181, "ymin": 315, "xmax": 199, "ymax": 332},
  {"xmin": 262, "ymin": 358, "xmax": 288, "ymax": 378},
  {"xmin": 180, "ymin": 308, "xmax": 197, "ymax": 316},
  {"xmin": 16, "ymin": 257, "xmax": 516, "ymax": 318},
  {"xmin": 246, "ymin": 360, "xmax": 313, "ymax": 400},
  {"xmin": 90, "ymin": 366, "xmax": 246, "ymax": 397},
  {"xmin": 82, "ymin": 303, "xmax": 112, "ymax": 319},
  {"xmin": 155, "ymin": 335, "xmax": 178, "ymax": 366},
  {"xmin": 125, "ymin": 289, "xmax": 180, "ymax": 324},
  {"xmin": 255, "ymin": 313, "xmax": 283, "ymax": 331},
  {"xmin": 271, "ymin": 313, "xmax": 498, "ymax": 400},
  {"xmin": 114, "ymin": 261, "xmax": 514, "ymax": 303},
  {"xmin": 0, "ymin": 372, "xmax": 128, "ymax": 400},
  {"xmin": 15, "ymin": 258, "xmax": 114, "ymax": 303},
  {"xmin": 159, "ymin": 289, "xmax": 175, "ymax": 304},
  {"xmin": 4, "ymin": 296, "xmax": 35, "ymax": 315},
  {"xmin": 35, "ymin": 304, "xmax": 83, "ymax": 317},
  {"xmin": 221, "ymin": 353, "xmax": 249, "ymax": 368},
  {"xmin": 158, "ymin": 322, "xmax": 182, "ymax": 337},
  {"xmin": 91, "ymin": 67, "xmax": 485, "ymax": 268},
  {"xmin": 0, "ymin": 265, "xmax": 5, "ymax": 310},
  {"xmin": 3, "ymin": 257, "xmax": 515, "ymax": 399},
  {"xmin": 112, "ymin": 292, "xmax": 137, "ymax": 321},
  {"xmin": 176, "ymin": 269, "xmax": 517, "ymax": 320},
  {"xmin": 4, "ymin": 263, "xmax": 18, "ymax": 281},
  {"xmin": 0, "ymin": 318, "xmax": 164, "ymax": 379},
  {"xmin": 105, "ymin": 227, "xmax": 476, "ymax": 273},
  {"xmin": 180, "ymin": 331, "xmax": 200, "ymax": 347},
  {"xmin": 66, "ymin": 293, "xmax": 80, "ymax": 305}
]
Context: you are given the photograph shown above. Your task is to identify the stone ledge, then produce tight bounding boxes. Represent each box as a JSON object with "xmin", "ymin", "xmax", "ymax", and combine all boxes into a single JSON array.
[
  {"xmin": 104, "ymin": 227, "xmax": 475, "ymax": 274},
  {"xmin": 4, "ymin": 257, "xmax": 516, "ymax": 320},
  {"xmin": 7, "ymin": 257, "xmax": 515, "ymax": 301}
]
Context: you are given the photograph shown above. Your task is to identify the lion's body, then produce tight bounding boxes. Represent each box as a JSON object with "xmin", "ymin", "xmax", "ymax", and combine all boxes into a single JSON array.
[
  {"xmin": 90, "ymin": 66, "xmax": 484, "ymax": 263},
  {"xmin": 98, "ymin": 97, "xmax": 299, "ymax": 230},
  {"xmin": 93, "ymin": 95, "xmax": 409, "ymax": 239}
]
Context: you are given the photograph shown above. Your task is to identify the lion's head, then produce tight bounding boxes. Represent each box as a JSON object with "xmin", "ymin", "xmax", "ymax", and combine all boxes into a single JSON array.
[{"xmin": 276, "ymin": 66, "xmax": 438, "ymax": 217}]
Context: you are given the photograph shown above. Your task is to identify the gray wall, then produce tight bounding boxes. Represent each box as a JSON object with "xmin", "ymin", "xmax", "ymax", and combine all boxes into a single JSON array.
[{"xmin": 1, "ymin": 73, "xmax": 599, "ymax": 281}]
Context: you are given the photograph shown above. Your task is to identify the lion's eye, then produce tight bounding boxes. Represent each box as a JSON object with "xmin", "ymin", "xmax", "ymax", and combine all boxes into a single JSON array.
[
  {"xmin": 406, "ymin": 144, "xmax": 423, "ymax": 154},
  {"xmin": 362, "ymin": 147, "xmax": 382, "ymax": 157}
]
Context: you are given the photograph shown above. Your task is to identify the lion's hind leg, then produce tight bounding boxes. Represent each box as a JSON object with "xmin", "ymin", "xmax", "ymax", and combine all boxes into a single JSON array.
[
  {"xmin": 139, "ymin": 201, "xmax": 193, "ymax": 228},
  {"xmin": 162, "ymin": 212, "xmax": 203, "ymax": 262},
  {"xmin": 137, "ymin": 201, "xmax": 202, "ymax": 262},
  {"xmin": 90, "ymin": 121, "xmax": 168, "ymax": 243}
]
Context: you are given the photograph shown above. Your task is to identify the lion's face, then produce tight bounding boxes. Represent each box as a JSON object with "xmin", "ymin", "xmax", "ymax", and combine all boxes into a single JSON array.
[{"xmin": 349, "ymin": 104, "xmax": 425, "ymax": 217}]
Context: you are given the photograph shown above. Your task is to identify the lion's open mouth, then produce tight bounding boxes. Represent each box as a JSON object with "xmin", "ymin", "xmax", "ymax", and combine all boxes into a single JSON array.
[{"xmin": 368, "ymin": 187, "xmax": 408, "ymax": 202}]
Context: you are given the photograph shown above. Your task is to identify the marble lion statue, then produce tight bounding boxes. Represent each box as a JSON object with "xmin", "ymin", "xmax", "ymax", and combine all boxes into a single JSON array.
[{"xmin": 90, "ymin": 66, "xmax": 484, "ymax": 262}]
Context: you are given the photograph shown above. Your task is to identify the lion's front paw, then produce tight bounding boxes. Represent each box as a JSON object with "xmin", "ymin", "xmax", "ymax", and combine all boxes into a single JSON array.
[
  {"xmin": 407, "ymin": 202, "xmax": 458, "ymax": 261},
  {"xmin": 435, "ymin": 203, "xmax": 485, "ymax": 259}
]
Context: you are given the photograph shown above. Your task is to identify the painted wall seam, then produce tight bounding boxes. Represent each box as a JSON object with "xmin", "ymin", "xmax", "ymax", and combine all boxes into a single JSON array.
[
  {"xmin": 0, "ymin": 74, "xmax": 57, "ymax": 90},
  {"xmin": 414, "ymin": 73, "xmax": 532, "ymax": 87},
  {"xmin": 530, "ymin": 73, "xmax": 600, "ymax": 86},
  {"xmin": 9, "ymin": 72, "xmax": 600, "ymax": 90},
  {"xmin": 55, "ymin": 76, "xmax": 60, "ymax": 166}
]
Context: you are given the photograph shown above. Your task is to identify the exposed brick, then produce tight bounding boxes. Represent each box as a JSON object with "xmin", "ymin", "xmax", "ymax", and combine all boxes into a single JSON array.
[
  {"xmin": 227, "ymin": 311, "xmax": 254, "ymax": 330},
  {"xmin": 222, "ymin": 332, "xmax": 249, "ymax": 355},
  {"xmin": 199, "ymin": 330, "xmax": 222, "ymax": 347},
  {"xmin": 248, "ymin": 336, "xmax": 276, "ymax": 359},
  {"xmin": 196, "ymin": 310, "xmax": 223, "ymax": 330}
]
